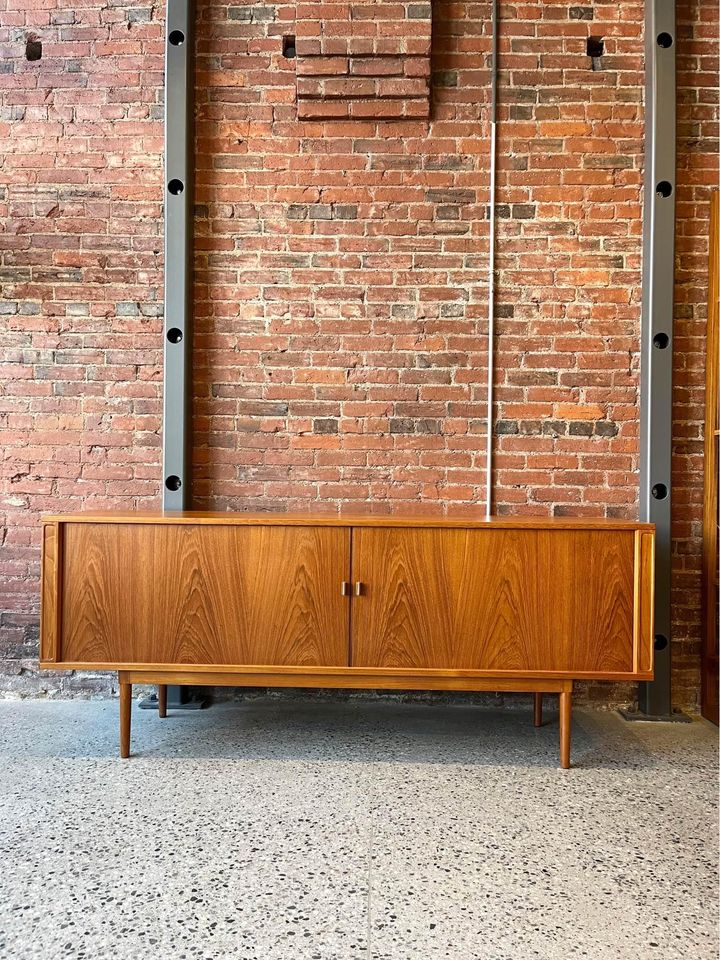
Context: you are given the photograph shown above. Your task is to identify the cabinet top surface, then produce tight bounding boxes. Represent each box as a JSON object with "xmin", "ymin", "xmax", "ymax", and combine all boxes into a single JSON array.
[{"xmin": 42, "ymin": 510, "xmax": 654, "ymax": 532}]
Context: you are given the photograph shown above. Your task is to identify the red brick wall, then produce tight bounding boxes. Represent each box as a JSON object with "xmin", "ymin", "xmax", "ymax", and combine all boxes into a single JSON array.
[
  {"xmin": 0, "ymin": 3, "xmax": 165, "ymax": 693},
  {"xmin": 671, "ymin": 0, "xmax": 719, "ymax": 706},
  {"xmin": 0, "ymin": 1, "xmax": 717, "ymax": 709}
]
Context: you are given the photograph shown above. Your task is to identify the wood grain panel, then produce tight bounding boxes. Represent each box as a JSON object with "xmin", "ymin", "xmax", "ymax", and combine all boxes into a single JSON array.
[
  {"xmin": 637, "ymin": 531, "xmax": 655, "ymax": 676},
  {"xmin": 61, "ymin": 524, "xmax": 350, "ymax": 667},
  {"xmin": 39, "ymin": 660, "xmax": 651, "ymax": 681},
  {"xmin": 121, "ymin": 668, "xmax": 572, "ymax": 694},
  {"xmin": 351, "ymin": 528, "xmax": 637, "ymax": 674},
  {"xmin": 40, "ymin": 522, "xmax": 62, "ymax": 662},
  {"xmin": 42, "ymin": 510, "xmax": 654, "ymax": 532}
]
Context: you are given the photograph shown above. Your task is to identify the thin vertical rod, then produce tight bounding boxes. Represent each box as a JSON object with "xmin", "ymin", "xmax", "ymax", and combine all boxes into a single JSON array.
[{"xmin": 485, "ymin": 0, "xmax": 498, "ymax": 519}]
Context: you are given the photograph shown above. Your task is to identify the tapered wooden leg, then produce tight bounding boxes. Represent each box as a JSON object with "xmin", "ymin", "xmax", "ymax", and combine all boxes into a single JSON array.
[
  {"xmin": 559, "ymin": 688, "xmax": 572, "ymax": 769},
  {"xmin": 120, "ymin": 678, "xmax": 132, "ymax": 759},
  {"xmin": 158, "ymin": 684, "xmax": 167, "ymax": 719},
  {"xmin": 533, "ymin": 692, "xmax": 543, "ymax": 727}
]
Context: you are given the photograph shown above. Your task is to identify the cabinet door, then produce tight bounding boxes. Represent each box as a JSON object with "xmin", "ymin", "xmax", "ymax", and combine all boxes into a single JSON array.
[
  {"xmin": 60, "ymin": 524, "xmax": 350, "ymax": 667},
  {"xmin": 351, "ymin": 527, "xmax": 641, "ymax": 676}
]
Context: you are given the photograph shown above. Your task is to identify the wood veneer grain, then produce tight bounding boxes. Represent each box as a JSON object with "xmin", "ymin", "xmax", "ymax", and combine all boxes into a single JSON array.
[
  {"xmin": 119, "ymin": 669, "xmax": 573, "ymax": 694},
  {"xmin": 40, "ymin": 522, "xmax": 61, "ymax": 662},
  {"xmin": 39, "ymin": 661, "xmax": 653, "ymax": 681},
  {"xmin": 350, "ymin": 527, "xmax": 636, "ymax": 673},
  {"xmin": 61, "ymin": 523, "xmax": 350, "ymax": 667},
  {"xmin": 638, "ymin": 531, "xmax": 655, "ymax": 676},
  {"xmin": 42, "ymin": 511, "xmax": 654, "ymax": 532}
]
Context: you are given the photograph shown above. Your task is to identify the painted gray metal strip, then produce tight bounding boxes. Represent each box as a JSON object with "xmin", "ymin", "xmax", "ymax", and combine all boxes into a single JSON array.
[
  {"xmin": 639, "ymin": 0, "xmax": 676, "ymax": 715},
  {"xmin": 163, "ymin": 0, "xmax": 194, "ymax": 511}
]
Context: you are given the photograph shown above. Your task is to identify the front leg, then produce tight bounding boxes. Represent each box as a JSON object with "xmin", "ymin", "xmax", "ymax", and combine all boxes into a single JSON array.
[{"xmin": 559, "ymin": 685, "xmax": 572, "ymax": 769}]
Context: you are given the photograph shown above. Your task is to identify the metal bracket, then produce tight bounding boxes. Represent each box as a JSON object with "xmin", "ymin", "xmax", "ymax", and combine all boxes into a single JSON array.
[
  {"xmin": 638, "ymin": 0, "xmax": 676, "ymax": 716},
  {"xmin": 618, "ymin": 708, "xmax": 692, "ymax": 724}
]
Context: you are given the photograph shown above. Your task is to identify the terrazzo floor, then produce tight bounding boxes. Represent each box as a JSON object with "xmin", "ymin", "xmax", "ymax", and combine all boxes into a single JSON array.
[{"xmin": 0, "ymin": 697, "xmax": 717, "ymax": 960}]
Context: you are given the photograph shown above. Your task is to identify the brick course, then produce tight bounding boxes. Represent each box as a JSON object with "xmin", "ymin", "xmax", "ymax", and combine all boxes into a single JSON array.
[
  {"xmin": 295, "ymin": 0, "xmax": 432, "ymax": 120},
  {"xmin": 0, "ymin": 1, "xmax": 717, "ymax": 710}
]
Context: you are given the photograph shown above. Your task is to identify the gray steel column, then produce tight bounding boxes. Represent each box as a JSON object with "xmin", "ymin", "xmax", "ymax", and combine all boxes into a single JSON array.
[
  {"xmin": 163, "ymin": 0, "xmax": 194, "ymax": 511},
  {"xmin": 639, "ymin": 0, "xmax": 676, "ymax": 716},
  {"xmin": 163, "ymin": 0, "xmax": 205, "ymax": 709}
]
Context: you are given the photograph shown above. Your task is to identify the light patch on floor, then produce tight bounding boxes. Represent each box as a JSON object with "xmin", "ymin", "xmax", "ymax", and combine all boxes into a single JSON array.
[{"xmin": 0, "ymin": 698, "xmax": 717, "ymax": 960}]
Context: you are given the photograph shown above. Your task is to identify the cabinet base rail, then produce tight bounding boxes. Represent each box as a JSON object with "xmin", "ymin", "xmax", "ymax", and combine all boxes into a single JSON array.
[{"xmin": 118, "ymin": 671, "xmax": 573, "ymax": 769}]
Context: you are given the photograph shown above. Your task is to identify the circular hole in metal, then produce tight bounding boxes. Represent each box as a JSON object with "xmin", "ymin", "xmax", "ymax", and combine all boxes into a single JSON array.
[
  {"xmin": 655, "ymin": 180, "xmax": 672, "ymax": 198},
  {"xmin": 167, "ymin": 327, "xmax": 183, "ymax": 344},
  {"xmin": 165, "ymin": 475, "xmax": 182, "ymax": 491},
  {"xmin": 653, "ymin": 332, "xmax": 669, "ymax": 349},
  {"xmin": 654, "ymin": 634, "xmax": 669, "ymax": 651},
  {"xmin": 169, "ymin": 29, "xmax": 185, "ymax": 46},
  {"xmin": 657, "ymin": 32, "xmax": 673, "ymax": 48},
  {"xmin": 168, "ymin": 178, "xmax": 184, "ymax": 195},
  {"xmin": 651, "ymin": 482, "xmax": 668, "ymax": 500}
]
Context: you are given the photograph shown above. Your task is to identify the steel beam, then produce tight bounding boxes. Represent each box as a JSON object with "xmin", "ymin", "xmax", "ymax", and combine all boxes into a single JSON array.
[
  {"xmin": 162, "ymin": 0, "xmax": 207, "ymax": 710},
  {"xmin": 638, "ymin": 0, "xmax": 676, "ymax": 716},
  {"xmin": 163, "ymin": 0, "xmax": 194, "ymax": 512}
]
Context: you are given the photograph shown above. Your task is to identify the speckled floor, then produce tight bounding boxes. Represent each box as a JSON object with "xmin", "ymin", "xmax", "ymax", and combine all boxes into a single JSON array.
[{"xmin": 0, "ymin": 698, "xmax": 717, "ymax": 960}]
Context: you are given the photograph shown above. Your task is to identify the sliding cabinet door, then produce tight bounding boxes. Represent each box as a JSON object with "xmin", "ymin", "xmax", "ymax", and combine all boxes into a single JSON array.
[
  {"xmin": 58, "ymin": 523, "xmax": 351, "ymax": 667},
  {"xmin": 351, "ymin": 527, "xmax": 648, "ymax": 677}
]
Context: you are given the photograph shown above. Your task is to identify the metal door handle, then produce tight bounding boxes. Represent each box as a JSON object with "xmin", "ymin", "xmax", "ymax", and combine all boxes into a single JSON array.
[
  {"xmin": 341, "ymin": 581, "xmax": 350, "ymax": 596},
  {"xmin": 354, "ymin": 581, "xmax": 364, "ymax": 596}
]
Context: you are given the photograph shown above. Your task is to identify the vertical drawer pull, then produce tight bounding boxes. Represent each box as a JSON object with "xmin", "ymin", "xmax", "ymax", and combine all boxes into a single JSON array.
[
  {"xmin": 341, "ymin": 581, "xmax": 350, "ymax": 596},
  {"xmin": 354, "ymin": 581, "xmax": 364, "ymax": 596}
]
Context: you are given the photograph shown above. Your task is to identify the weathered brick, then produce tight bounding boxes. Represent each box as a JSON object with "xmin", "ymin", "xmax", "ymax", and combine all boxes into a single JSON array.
[
  {"xmin": 0, "ymin": 0, "xmax": 714, "ymax": 717},
  {"xmin": 295, "ymin": 0, "xmax": 431, "ymax": 120},
  {"xmin": 313, "ymin": 419, "xmax": 339, "ymax": 434}
]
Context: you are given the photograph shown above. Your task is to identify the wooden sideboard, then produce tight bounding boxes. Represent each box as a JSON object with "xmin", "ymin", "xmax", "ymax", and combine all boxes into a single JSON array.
[{"xmin": 40, "ymin": 512, "xmax": 655, "ymax": 767}]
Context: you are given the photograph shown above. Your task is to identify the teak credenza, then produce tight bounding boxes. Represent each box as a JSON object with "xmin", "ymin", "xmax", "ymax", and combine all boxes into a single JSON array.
[{"xmin": 40, "ymin": 512, "xmax": 655, "ymax": 768}]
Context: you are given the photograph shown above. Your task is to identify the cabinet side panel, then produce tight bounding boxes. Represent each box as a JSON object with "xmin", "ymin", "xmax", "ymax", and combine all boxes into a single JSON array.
[
  {"xmin": 638, "ymin": 531, "xmax": 655, "ymax": 675},
  {"xmin": 352, "ymin": 528, "xmax": 637, "ymax": 675},
  {"xmin": 61, "ymin": 523, "xmax": 350, "ymax": 667},
  {"xmin": 40, "ymin": 522, "xmax": 62, "ymax": 662}
]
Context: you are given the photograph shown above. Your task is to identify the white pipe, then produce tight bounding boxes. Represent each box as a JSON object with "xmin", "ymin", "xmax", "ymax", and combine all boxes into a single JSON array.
[{"xmin": 485, "ymin": 0, "xmax": 498, "ymax": 519}]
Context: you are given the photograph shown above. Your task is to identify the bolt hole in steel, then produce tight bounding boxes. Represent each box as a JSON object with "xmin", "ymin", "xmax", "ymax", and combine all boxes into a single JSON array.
[
  {"xmin": 167, "ymin": 327, "xmax": 183, "ymax": 344},
  {"xmin": 651, "ymin": 482, "xmax": 668, "ymax": 500},
  {"xmin": 168, "ymin": 178, "xmax": 184, "ymax": 195},
  {"xmin": 165, "ymin": 475, "xmax": 182, "ymax": 492},
  {"xmin": 25, "ymin": 37, "xmax": 42, "ymax": 61},
  {"xmin": 653, "ymin": 332, "xmax": 670, "ymax": 349},
  {"xmin": 169, "ymin": 29, "xmax": 185, "ymax": 46},
  {"xmin": 654, "ymin": 634, "xmax": 669, "ymax": 651},
  {"xmin": 656, "ymin": 180, "xmax": 673, "ymax": 198},
  {"xmin": 657, "ymin": 32, "xmax": 673, "ymax": 48},
  {"xmin": 283, "ymin": 35, "xmax": 297, "ymax": 58}
]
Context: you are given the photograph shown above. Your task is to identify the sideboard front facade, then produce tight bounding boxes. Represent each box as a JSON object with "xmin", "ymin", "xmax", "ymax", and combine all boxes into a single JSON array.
[{"xmin": 40, "ymin": 512, "xmax": 655, "ymax": 767}]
